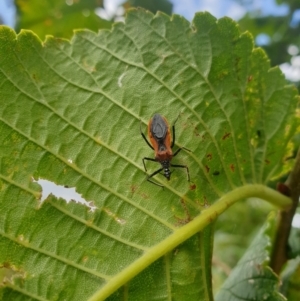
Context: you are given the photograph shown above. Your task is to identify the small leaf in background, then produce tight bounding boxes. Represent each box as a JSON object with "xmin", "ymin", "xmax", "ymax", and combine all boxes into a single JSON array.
[
  {"xmin": 15, "ymin": 0, "xmax": 111, "ymax": 39},
  {"xmin": 212, "ymin": 198, "xmax": 273, "ymax": 290},
  {"xmin": 280, "ymin": 257, "xmax": 300, "ymax": 301},
  {"xmin": 215, "ymin": 213, "xmax": 285, "ymax": 301},
  {"xmin": 123, "ymin": 0, "xmax": 173, "ymax": 15},
  {"xmin": 288, "ymin": 207, "xmax": 300, "ymax": 258}
]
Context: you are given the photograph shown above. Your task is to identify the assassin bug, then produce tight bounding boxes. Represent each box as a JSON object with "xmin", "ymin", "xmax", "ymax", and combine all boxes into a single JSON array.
[{"xmin": 140, "ymin": 114, "xmax": 190, "ymax": 187}]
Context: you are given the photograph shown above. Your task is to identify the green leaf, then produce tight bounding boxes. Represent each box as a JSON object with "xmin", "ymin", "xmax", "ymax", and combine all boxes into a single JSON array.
[
  {"xmin": 280, "ymin": 257, "xmax": 300, "ymax": 301},
  {"xmin": 288, "ymin": 207, "xmax": 300, "ymax": 257},
  {"xmin": 0, "ymin": 9, "xmax": 297, "ymax": 300},
  {"xmin": 15, "ymin": 0, "xmax": 111, "ymax": 39},
  {"xmin": 215, "ymin": 213, "xmax": 285, "ymax": 301},
  {"xmin": 213, "ymin": 198, "xmax": 273, "ymax": 290}
]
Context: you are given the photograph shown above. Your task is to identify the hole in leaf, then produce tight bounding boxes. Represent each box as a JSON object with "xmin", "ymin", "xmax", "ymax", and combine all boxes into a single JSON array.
[{"xmin": 35, "ymin": 179, "xmax": 97, "ymax": 212}]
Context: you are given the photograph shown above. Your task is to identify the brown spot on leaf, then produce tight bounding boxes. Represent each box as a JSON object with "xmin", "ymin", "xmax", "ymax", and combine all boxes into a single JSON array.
[
  {"xmin": 202, "ymin": 195, "xmax": 209, "ymax": 207},
  {"xmin": 222, "ymin": 132, "xmax": 231, "ymax": 140},
  {"xmin": 141, "ymin": 193, "xmax": 149, "ymax": 199},
  {"xmin": 206, "ymin": 153, "xmax": 212, "ymax": 161},
  {"xmin": 230, "ymin": 164, "xmax": 235, "ymax": 172},
  {"xmin": 265, "ymin": 159, "xmax": 270, "ymax": 165},
  {"xmin": 189, "ymin": 184, "xmax": 196, "ymax": 190},
  {"xmin": 1, "ymin": 262, "xmax": 11, "ymax": 268},
  {"xmin": 174, "ymin": 199, "xmax": 191, "ymax": 226},
  {"xmin": 205, "ymin": 165, "xmax": 210, "ymax": 173},
  {"xmin": 82, "ymin": 256, "xmax": 89, "ymax": 263},
  {"xmin": 130, "ymin": 185, "xmax": 137, "ymax": 194},
  {"xmin": 0, "ymin": 262, "xmax": 25, "ymax": 284},
  {"xmin": 193, "ymin": 126, "xmax": 200, "ymax": 137}
]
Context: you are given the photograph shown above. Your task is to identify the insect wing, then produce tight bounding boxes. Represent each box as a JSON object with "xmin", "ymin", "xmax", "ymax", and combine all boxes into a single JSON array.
[{"xmin": 150, "ymin": 114, "xmax": 168, "ymax": 140}]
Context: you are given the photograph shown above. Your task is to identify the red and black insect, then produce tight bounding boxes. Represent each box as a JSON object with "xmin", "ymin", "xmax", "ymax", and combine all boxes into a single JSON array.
[{"xmin": 140, "ymin": 113, "xmax": 190, "ymax": 187}]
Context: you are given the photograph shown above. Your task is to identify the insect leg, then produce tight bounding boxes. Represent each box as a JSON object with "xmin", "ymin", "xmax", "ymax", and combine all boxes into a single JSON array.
[
  {"xmin": 142, "ymin": 157, "xmax": 157, "ymax": 172},
  {"xmin": 171, "ymin": 115, "xmax": 179, "ymax": 149},
  {"xmin": 142, "ymin": 158, "xmax": 164, "ymax": 187},
  {"xmin": 171, "ymin": 115, "xmax": 191, "ymax": 152},
  {"xmin": 147, "ymin": 168, "xmax": 164, "ymax": 187},
  {"xmin": 170, "ymin": 163, "xmax": 190, "ymax": 181},
  {"xmin": 140, "ymin": 120, "xmax": 154, "ymax": 150},
  {"xmin": 173, "ymin": 147, "xmax": 191, "ymax": 157}
]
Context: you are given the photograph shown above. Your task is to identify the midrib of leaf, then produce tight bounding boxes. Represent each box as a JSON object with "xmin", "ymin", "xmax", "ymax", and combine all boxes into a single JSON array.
[{"xmin": 88, "ymin": 184, "xmax": 291, "ymax": 301}]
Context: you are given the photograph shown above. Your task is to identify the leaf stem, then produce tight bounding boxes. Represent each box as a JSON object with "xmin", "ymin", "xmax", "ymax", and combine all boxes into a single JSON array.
[
  {"xmin": 88, "ymin": 184, "xmax": 292, "ymax": 301},
  {"xmin": 271, "ymin": 146, "xmax": 300, "ymax": 273}
]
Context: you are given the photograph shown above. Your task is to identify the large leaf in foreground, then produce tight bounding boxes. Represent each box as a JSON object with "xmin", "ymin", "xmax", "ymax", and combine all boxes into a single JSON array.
[{"xmin": 0, "ymin": 9, "xmax": 298, "ymax": 301}]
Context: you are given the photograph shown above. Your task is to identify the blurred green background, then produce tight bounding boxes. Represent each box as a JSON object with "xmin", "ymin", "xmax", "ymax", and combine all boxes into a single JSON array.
[{"xmin": 1, "ymin": 0, "xmax": 299, "ymax": 88}]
